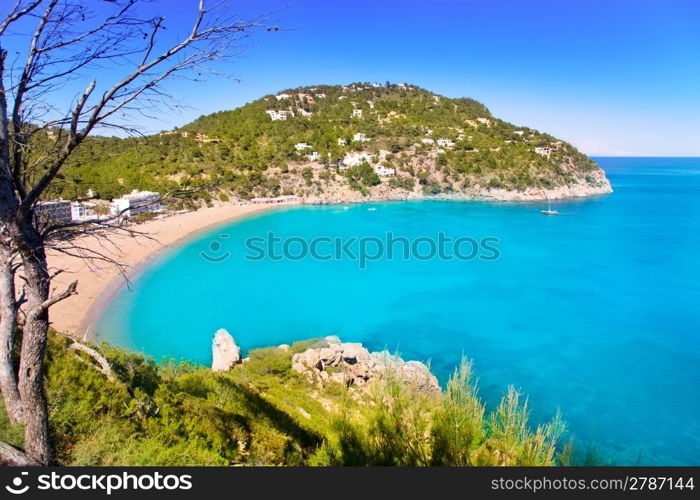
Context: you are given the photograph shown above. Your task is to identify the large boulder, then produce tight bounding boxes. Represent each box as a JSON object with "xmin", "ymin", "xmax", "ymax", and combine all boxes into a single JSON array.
[
  {"xmin": 211, "ymin": 329, "xmax": 242, "ymax": 371},
  {"xmin": 290, "ymin": 338, "xmax": 440, "ymax": 396}
]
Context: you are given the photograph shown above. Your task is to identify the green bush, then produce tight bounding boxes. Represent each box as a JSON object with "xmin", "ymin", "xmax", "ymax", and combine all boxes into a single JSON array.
[{"xmin": 0, "ymin": 333, "xmax": 571, "ymax": 466}]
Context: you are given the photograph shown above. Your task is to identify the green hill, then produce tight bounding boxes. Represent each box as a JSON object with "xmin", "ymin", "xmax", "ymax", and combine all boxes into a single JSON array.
[{"xmin": 46, "ymin": 82, "xmax": 611, "ymax": 204}]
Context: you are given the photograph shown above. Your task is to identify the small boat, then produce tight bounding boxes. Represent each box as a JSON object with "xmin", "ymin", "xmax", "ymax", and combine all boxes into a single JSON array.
[
  {"xmin": 541, "ymin": 199, "xmax": 559, "ymax": 216},
  {"xmin": 367, "ymin": 207, "xmax": 377, "ymax": 212}
]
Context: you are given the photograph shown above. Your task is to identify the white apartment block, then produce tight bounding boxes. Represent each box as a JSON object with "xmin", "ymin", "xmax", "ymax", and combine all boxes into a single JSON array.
[
  {"xmin": 111, "ymin": 190, "xmax": 162, "ymax": 218},
  {"xmin": 36, "ymin": 199, "xmax": 72, "ymax": 224}
]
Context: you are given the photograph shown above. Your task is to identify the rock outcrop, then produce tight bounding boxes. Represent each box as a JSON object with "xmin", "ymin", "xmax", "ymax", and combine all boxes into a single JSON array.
[
  {"xmin": 211, "ymin": 328, "xmax": 242, "ymax": 371},
  {"xmin": 292, "ymin": 336, "xmax": 440, "ymax": 395}
]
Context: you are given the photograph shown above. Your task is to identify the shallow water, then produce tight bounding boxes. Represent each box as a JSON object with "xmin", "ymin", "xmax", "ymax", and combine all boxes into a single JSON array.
[{"xmin": 96, "ymin": 157, "xmax": 700, "ymax": 465}]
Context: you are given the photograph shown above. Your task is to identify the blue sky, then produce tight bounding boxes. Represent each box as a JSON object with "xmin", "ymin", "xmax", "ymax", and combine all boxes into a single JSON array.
[{"xmin": 5, "ymin": 0, "xmax": 700, "ymax": 155}]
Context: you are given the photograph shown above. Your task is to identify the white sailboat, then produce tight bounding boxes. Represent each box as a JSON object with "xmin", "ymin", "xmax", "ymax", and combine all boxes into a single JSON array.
[{"xmin": 541, "ymin": 194, "xmax": 559, "ymax": 215}]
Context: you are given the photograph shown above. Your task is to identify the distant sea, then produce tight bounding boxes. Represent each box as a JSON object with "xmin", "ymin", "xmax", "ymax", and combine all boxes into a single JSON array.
[{"xmin": 95, "ymin": 157, "xmax": 700, "ymax": 465}]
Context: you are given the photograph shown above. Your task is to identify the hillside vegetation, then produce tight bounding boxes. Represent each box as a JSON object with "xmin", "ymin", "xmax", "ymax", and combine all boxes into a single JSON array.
[
  {"xmin": 41, "ymin": 82, "xmax": 610, "ymax": 205},
  {"xmin": 0, "ymin": 333, "xmax": 575, "ymax": 466}
]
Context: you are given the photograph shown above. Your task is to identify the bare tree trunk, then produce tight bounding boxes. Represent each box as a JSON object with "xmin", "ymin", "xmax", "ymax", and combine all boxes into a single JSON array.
[
  {"xmin": 14, "ymin": 222, "xmax": 51, "ymax": 465},
  {"xmin": 0, "ymin": 246, "xmax": 22, "ymax": 424}
]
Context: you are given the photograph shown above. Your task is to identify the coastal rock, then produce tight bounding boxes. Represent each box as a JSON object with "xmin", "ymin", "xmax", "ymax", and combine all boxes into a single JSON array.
[
  {"xmin": 211, "ymin": 328, "xmax": 242, "ymax": 371},
  {"xmin": 291, "ymin": 338, "xmax": 440, "ymax": 396}
]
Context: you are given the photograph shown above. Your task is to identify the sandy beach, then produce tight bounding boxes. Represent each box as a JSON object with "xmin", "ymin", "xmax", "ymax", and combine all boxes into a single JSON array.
[{"xmin": 47, "ymin": 203, "xmax": 277, "ymax": 338}]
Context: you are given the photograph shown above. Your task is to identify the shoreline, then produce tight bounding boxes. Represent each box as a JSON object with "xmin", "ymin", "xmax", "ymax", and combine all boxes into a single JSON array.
[
  {"xmin": 48, "ymin": 203, "xmax": 280, "ymax": 339},
  {"xmin": 51, "ymin": 187, "xmax": 613, "ymax": 340}
]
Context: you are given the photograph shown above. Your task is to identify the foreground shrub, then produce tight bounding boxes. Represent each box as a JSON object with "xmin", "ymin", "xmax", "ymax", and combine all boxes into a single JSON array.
[{"xmin": 1, "ymin": 333, "xmax": 570, "ymax": 466}]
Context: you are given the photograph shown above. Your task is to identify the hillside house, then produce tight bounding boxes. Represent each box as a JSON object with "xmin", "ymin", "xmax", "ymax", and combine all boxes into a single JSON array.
[
  {"xmin": 352, "ymin": 109, "xmax": 363, "ymax": 118},
  {"xmin": 275, "ymin": 93, "xmax": 291, "ymax": 100},
  {"xmin": 353, "ymin": 132, "xmax": 368, "ymax": 142},
  {"xmin": 307, "ymin": 152, "xmax": 320, "ymax": 161},
  {"xmin": 295, "ymin": 142, "xmax": 311, "ymax": 151},
  {"xmin": 266, "ymin": 110, "xmax": 293, "ymax": 121},
  {"xmin": 437, "ymin": 139, "xmax": 454, "ymax": 147},
  {"xmin": 342, "ymin": 152, "xmax": 374, "ymax": 167},
  {"xmin": 374, "ymin": 165, "xmax": 395, "ymax": 176}
]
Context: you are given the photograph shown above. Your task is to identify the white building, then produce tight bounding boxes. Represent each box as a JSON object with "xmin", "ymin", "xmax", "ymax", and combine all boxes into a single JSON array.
[
  {"xmin": 297, "ymin": 108, "xmax": 313, "ymax": 117},
  {"xmin": 337, "ymin": 138, "xmax": 348, "ymax": 146},
  {"xmin": 477, "ymin": 117, "xmax": 491, "ymax": 125},
  {"xmin": 514, "ymin": 130, "xmax": 525, "ymax": 136},
  {"xmin": 351, "ymin": 109, "xmax": 363, "ymax": 118},
  {"xmin": 341, "ymin": 152, "xmax": 374, "ymax": 168},
  {"xmin": 295, "ymin": 142, "xmax": 311, "ymax": 151},
  {"xmin": 250, "ymin": 195, "xmax": 298, "ymax": 205},
  {"xmin": 307, "ymin": 152, "xmax": 320, "ymax": 161},
  {"xmin": 36, "ymin": 199, "xmax": 72, "ymax": 224},
  {"xmin": 70, "ymin": 202, "xmax": 98, "ymax": 221},
  {"xmin": 275, "ymin": 93, "xmax": 291, "ymax": 100},
  {"xmin": 437, "ymin": 139, "xmax": 454, "ymax": 147},
  {"xmin": 315, "ymin": 93, "xmax": 326, "ymax": 98},
  {"xmin": 457, "ymin": 134, "xmax": 465, "ymax": 141},
  {"xmin": 111, "ymin": 190, "xmax": 162, "ymax": 218},
  {"xmin": 374, "ymin": 165, "xmax": 395, "ymax": 176},
  {"xmin": 366, "ymin": 100, "xmax": 374, "ymax": 109},
  {"xmin": 534, "ymin": 147, "xmax": 552, "ymax": 157},
  {"xmin": 433, "ymin": 96, "xmax": 441, "ymax": 103},
  {"xmin": 421, "ymin": 138, "xmax": 435, "ymax": 145},
  {"xmin": 353, "ymin": 132, "xmax": 368, "ymax": 142},
  {"xmin": 266, "ymin": 110, "xmax": 293, "ymax": 121}
]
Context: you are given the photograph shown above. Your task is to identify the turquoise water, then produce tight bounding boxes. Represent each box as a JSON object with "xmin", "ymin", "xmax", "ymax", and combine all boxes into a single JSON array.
[{"xmin": 96, "ymin": 157, "xmax": 700, "ymax": 465}]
